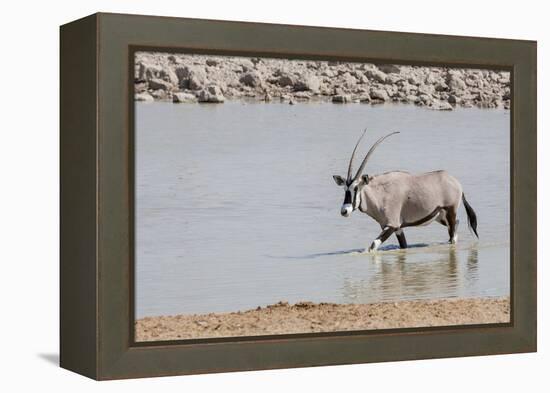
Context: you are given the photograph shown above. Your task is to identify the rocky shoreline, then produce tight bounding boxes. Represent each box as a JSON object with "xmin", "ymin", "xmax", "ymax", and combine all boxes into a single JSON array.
[
  {"xmin": 135, "ymin": 297, "xmax": 510, "ymax": 341},
  {"xmin": 135, "ymin": 52, "xmax": 510, "ymax": 110}
]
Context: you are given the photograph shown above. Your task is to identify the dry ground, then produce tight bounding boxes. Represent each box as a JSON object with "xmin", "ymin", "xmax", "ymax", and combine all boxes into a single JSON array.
[{"xmin": 135, "ymin": 297, "xmax": 510, "ymax": 342}]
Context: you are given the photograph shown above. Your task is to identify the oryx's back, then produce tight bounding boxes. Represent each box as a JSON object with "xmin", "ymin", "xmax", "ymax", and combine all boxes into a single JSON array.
[
  {"xmin": 408, "ymin": 170, "xmax": 462, "ymax": 206},
  {"xmin": 365, "ymin": 170, "xmax": 463, "ymax": 226}
]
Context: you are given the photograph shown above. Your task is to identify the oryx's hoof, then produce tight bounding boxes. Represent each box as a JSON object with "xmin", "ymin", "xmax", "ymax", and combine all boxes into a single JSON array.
[{"xmin": 368, "ymin": 239, "xmax": 381, "ymax": 252}]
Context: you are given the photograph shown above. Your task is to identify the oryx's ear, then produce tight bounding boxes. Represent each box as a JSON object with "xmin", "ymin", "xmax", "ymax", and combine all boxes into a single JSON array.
[
  {"xmin": 361, "ymin": 174, "xmax": 370, "ymax": 184},
  {"xmin": 333, "ymin": 175, "xmax": 345, "ymax": 186}
]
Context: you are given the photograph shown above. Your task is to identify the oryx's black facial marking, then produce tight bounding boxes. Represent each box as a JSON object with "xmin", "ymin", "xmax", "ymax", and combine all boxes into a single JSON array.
[
  {"xmin": 339, "ymin": 179, "xmax": 363, "ymax": 217},
  {"xmin": 344, "ymin": 190, "xmax": 352, "ymax": 205},
  {"xmin": 343, "ymin": 179, "xmax": 354, "ymax": 205}
]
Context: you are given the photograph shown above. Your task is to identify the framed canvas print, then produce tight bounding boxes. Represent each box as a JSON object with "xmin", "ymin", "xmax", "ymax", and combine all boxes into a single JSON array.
[{"xmin": 60, "ymin": 13, "xmax": 537, "ymax": 380}]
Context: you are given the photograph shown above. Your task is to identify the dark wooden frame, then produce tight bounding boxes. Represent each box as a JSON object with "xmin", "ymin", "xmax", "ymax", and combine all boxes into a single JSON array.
[{"xmin": 60, "ymin": 12, "xmax": 537, "ymax": 380}]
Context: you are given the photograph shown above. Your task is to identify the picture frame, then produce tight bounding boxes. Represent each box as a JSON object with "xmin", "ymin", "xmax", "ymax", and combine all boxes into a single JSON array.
[{"xmin": 60, "ymin": 12, "xmax": 536, "ymax": 380}]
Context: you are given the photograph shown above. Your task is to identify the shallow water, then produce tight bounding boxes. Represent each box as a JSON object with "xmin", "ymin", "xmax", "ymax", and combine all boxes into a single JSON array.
[{"xmin": 135, "ymin": 101, "xmax": 510, "ymax": 318}]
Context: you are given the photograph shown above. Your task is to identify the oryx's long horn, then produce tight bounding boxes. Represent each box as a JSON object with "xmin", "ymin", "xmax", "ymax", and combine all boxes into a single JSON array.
[
  {"xmin": 347, "ymin": 128, "xmax": 368, "ymax": 180},
  {"xmin": 353, "ymin": 131, "xmax": 400, "ymax": 181}
]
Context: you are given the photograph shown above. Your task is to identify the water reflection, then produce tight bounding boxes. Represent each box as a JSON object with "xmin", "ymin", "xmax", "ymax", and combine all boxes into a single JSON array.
[
  {"xmin": 341, "ymin": 244, "xmax": 480, "ymax": 303},
  {"xmin": 466, "ymin": 247, "xmax": 479, "ymax": 281}
]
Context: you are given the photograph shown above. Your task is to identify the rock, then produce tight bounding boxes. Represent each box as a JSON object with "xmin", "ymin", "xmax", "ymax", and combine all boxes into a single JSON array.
[
  {"xmin": 332, "ymin": 94, "xmax": 352, "ymax": 103},
  {"xmin": 365, "ymin": 68, "xmax": 388, "ymax": 83},
  {"xmin": 338, "ymin": 72, "xmax": 357, "ymax": 89},
  {"xmin": 465, "ymin": 74, "xmax": 482, "ymax": 88},
  {"xmin": 489, "ymin": 71, "xmax": 500, "ymax": 82},
  {"xmin": 319, "ymin": 85, "xmax": 332, "ymax": 96},
  {"xmin": 160, "ymin": 68, "xmax": 179, "ymax": 86},
  {"xmin": 377, "ymin": 64, "xmax": 401, "ymax": 74},
  {"xmin": 175, "ymin": 65, "xmax": 189, "ymax": 81},
  {"xmin": 134, "ymin": 80, "xmax": 147, "ymax": 93},
  {"xmin": 418, "ymin": 94, "xmax": 433, "ymax": 105},
  {"xmin": 293, "ymin": 91, "xmax": 311, "ymax": 100},
  {"xmin": 475, "ymin": 92, "xmax": 499, "ymax": 108},
  {"xmin": 384, "ymin": 85, "xmax": 398, "ymax": 98},
  {"xmin": 239, "ymin": 71, "xmax": 262, "ymax": 88},
  {"xmin": 239, "ymin": 59, "xmax": 255, "ymax": 72},
  {"xmin": 133, "ymin": 52, "xmax": 510, "ymax": 110},
  {"xmin": 355, "ymin": 73, "xmax": 369, "ymax": 84},
  {"xmin": 417, "ymin": 84, "xmax": 435, "ymax": 96},
  {"xmin": 188, "ymin": 68, "xmax": 208, "ymax": 90},
  {"xmin": 294, "ymin": 74, "xmax": 321, "ymax": 92},
  {"xmin": 321, "ymin": 69, "xmax": 335, "ymax": 78},
  {"xmin": 135, "ymin": 92, "xmax": 154, "ymax": 102},
  {"xmin": 277, "ymin": 72, "xmax": 295, "ymax": 87},
  {"xmin": 306, "ymin": 62, "xmax": 321, "ymax": 70},
  {"xmin": 434, "ymin": 81, "xmax": 449, "ymax": 92},
  {"xmin": 397, "ymin": 81, "xmax": 413, "ymax": 95},
  {"xmin": 138, "ymin": 62, "xmax": 163, "ymax": 81},
  {"xmin": 369, "ymin": 88, "xmax": 390, "ymax": 101},
  {"xmin": 407, "ymin": 75, "xmax": 422, "ymax": 85},
  {"xmin": 198, "ymin": 85, "xmax": 225, "ymax": 103},
  {"xmin": 172, "ymin": 92, "xmax": 197, "ymax": 103},
  {"xmin": 446, "ymin": 73, "xmax": 467, "ymax": 91},
  {"xmin": 148, "ymin": 78, "xmax": 173, "ymax": 91},
  {"xmin": 430, "ymin": 100, "xmax": 453, "ymax": 110},
  {"xmin": 498, "ymin": 73, "xmax": 510, "ymax": 85},
  {"xmin": 176, "ymin": 65, "xmax": 208, "ymax": 90},
  {"xmin": 289, "ymin": 99, "xmax": 295, "ymax": 105},
  {"xmin": 137, "ymin": 62, "xmax": 179, "ymax": 87},
  {"xmin": 424, "ymin": 73, "xmax": 440, "ymax": 85},
  {"xmin": 359, "ymin": 95, "xmax": 371, "ymax": 103},
  {"xmin": 385, "ymin": 74, "xmax": 403, "ymax": 85},
  {"xmin": 150, "ymin": 89, "xmax": 167, "ymax": 99}
]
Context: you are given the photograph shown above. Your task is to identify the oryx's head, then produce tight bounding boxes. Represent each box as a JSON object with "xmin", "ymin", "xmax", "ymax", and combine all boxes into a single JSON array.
[{"xmin": 333, "ymin": 129, "xmax": 399, "ymax": 217}]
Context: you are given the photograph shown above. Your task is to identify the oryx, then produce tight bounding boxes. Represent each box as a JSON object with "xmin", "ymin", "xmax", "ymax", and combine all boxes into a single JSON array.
[{"xmin": 333, "ymin": 129, "xmax": 478, "ymax": 252}]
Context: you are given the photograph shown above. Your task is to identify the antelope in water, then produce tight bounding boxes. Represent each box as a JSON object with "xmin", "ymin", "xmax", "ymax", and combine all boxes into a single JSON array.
[{"xmin": 333, "ymin": 129, "xmax": 478, "ymax": 252}]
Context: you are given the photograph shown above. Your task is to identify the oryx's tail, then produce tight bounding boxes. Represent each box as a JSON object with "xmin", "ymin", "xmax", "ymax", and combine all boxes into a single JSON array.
[{"xmin": 462, "ymin": 193, "xmax": 478, "ymax": 238}]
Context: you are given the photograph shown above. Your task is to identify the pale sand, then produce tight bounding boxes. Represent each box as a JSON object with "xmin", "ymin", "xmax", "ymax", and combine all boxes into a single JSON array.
[{"xmin": 135, "ymin": 297, "xmax": 509, "ymax": 342}]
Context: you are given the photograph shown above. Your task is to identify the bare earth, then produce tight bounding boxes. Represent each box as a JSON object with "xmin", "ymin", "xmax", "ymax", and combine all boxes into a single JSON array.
[{"xmin": 135, "ymin": 297, "xmax": 509, "ymax": 342}]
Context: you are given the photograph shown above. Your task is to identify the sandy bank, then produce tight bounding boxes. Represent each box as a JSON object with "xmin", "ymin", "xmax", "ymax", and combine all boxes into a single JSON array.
[
  {"xmin": 134, "ymin": 52, "xmax": 510, "ymax": 110},
  {"xmin": 135, "ymin": 297, "xmax": 509, "ymax": 342}
]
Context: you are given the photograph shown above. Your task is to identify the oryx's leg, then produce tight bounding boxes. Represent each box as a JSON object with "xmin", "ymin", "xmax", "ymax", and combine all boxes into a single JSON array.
[
  {"xmin": 395, "ymin": 228, "xmax": 407, "ymax": 249},
  {"xmin": 445, "ymin": 206, "xmax": 459, "ymax": 244},
  {"xmin": 369, "ymin": 226, "xmax": 397, "ymax": 252}
]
